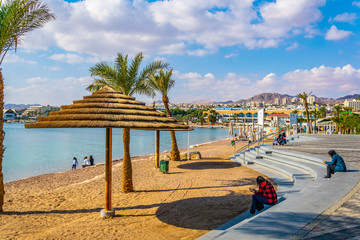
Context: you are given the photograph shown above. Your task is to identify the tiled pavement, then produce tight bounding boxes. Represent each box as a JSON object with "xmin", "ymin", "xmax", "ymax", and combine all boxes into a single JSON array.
[{"xmin": 281, "ymin": 134, "xmax": 360, "ymax": 240}]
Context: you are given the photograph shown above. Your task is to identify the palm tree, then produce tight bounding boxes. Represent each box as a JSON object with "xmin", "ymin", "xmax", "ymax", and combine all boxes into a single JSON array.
[
  {"xmin": 0, "ymin": 0, "xmax": 54, "ymax": 212},
  {"xmin": 297, "ymin": 92, "xmax": 312, "ymax": 134},
  {"xmin": 333, "ymin": 105, "xmax": 342, "ymax": 117},
  {"xmin": 147, "ymin": 69, "xmax": 180, "ymax": 161},
  {"xmin": 318, "ymin": 106, "xmax": 326, "ymax": 118},
  {"xmin": 87, "ymin": 52, "xmax": 168, "ymax": 192},
  {"xmin": 343, "ymin": 106, "xmax": 353, "ymax": 116},
  {"xmin": 332, "ymin": 105, "xmax": 342, "ymax": 132}
]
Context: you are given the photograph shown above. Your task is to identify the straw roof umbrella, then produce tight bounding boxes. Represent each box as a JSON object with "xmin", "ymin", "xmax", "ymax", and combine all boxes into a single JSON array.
[{"xmin": 25, "ymin": 86, "xmax": 191, "ymax": 218}]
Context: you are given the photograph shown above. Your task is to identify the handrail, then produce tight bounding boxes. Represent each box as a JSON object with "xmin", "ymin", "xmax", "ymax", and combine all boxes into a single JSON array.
[{"xmin": 235, "ymin": 132, "xmax": 277, "ymax": 153}]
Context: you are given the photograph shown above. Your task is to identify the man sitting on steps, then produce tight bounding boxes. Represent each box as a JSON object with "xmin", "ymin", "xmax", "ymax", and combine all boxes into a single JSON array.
[{"xmin": 323, "ymin": 150, "xmax": 346, "ymax": 179}]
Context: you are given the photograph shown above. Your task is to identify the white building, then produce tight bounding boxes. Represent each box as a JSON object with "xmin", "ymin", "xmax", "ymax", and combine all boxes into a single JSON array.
[
  {"xmin": 282, "ymin": 98, "xmax": 288, "ymax": 106},
  {"xmin": 3, "ymin": 109, "xmax": 17, "ymax": 121},
  {"xmin": 344, "ymin": 99, "xmax": 360, "ymax": 110},
  {"xmin": 22, "ymin": 105, "xmax": 60, "ymax": 116},
  {"xmin": 307, "ymin": 95, "xmax": 316, "ymax": 105},
  {"xmin": 274, "ymin": 98, "xmax": 280, "ymax": 105}
]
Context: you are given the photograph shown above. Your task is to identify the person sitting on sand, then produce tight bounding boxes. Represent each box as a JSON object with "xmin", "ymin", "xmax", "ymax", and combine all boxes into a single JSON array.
[
  {"xmin": 89, "ymin": 155, "xmax": 94, "ymax": 165},
  {"xmin": 82, "ymin": 156, "xmax": 91, "ymax": 168},
  {"xmin": 322, "ymin": 150, "xmax": 347, "ymax": 179},
  {"xmin": 249, "ymin": 176, "xmax": 277, "ymax": 214},
  {"xmin": 72, "ymin": 157, "xmax": 78, "ymax": 170}
]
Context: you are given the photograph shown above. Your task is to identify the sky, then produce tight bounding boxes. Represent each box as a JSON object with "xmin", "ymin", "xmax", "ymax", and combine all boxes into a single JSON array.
[{"xmin": 2, "ymin": 0, "xmax": 360, "ymax": 106}]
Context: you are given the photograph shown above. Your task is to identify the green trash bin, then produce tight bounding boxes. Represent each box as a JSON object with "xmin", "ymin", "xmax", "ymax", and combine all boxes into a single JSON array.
[{"xmin": 159, "ymin": 160, "xmax": 169, "ymax": 174}]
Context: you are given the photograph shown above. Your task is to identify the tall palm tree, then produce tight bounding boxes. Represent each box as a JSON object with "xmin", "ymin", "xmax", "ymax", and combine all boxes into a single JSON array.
[
  {"xmin": 332, "ymin": 105, "xmax": 342, "ymax": 132},
  {"xmin": 87, "ymin": 52, "xmax": 168, "ymax": 192},
  {"xmin": 0, "ymin": 0, "xmax": 55, "ymax": 212},
  {"xmin": 318, "ymin": 106, "xmax": 326, "ymax": 118},
  {"xmin": 343, "ymin": 106, "xmax": 353, "ymax": 116},
  {"xmin": 147, "ymin": 69, "xmax": 180, "ymax": 161},
  {"xmin": 297, "ymin": 92, "xmax": 312, "ymax": 134},
  {"xmin": 333, "ymin": 105, "xmax": 342, "ymax": 117}
]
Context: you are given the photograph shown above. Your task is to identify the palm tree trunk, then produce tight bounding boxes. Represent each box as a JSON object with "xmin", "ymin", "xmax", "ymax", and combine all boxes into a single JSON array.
[
  {"xmin": 0, "ymin": 69, "xmax": 5, "ymax": 212},
  {"xmin": 305, "ymin": 102, "xmax": 312, "ymax": 134},
  {"xmin": 122, "ymin": 128, "xmax": 133, "ymax": 192},
  {"xmin": 163, "ymin": 97, "xmax": 180, "ymax": 161}
]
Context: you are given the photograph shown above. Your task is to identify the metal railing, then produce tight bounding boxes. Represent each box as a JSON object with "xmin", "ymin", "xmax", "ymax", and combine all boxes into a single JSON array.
[{"xmin": 235, "ymin": 132, "xmax": 277, "ymax": 154}]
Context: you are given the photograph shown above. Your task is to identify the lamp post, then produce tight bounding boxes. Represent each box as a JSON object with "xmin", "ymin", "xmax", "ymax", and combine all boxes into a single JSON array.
[{"xmin": 314, "ymin": 104, "xmax": 318, "ymax": 134}]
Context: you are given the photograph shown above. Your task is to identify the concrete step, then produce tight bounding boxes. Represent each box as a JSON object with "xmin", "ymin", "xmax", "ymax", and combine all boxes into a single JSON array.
[
  {"xmin": 199, "ymin": 135, "xmax": 360, "ymax": 240},
  {"xmin": 261, "ymin": 145, "xmax": 324, "ymax": 166}
]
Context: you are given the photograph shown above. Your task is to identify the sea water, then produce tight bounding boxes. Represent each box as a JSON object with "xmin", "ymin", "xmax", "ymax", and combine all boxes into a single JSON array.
[{"xmin": 3, "ymin": 124, "xmax": 229, "ymax": 182}]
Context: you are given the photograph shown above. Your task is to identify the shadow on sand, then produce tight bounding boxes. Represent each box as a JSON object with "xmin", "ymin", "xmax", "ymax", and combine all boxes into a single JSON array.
[
  {"xmin": 155, "ymin": 194, "xmax": 251, "ymax": 230},
  {"xmin": 177, "ymin": 160, "xmax": 241, "ymax": 170}
]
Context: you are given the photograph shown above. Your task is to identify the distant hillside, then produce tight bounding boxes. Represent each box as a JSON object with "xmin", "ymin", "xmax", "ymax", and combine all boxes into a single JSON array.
[
  {"xmin": 5, "ymin": 103, "xmax": 40, "ymax": 109},
  {"xmin": 234, "ymin": 93, "xmax": 294, "ymax": 105},
  {"xmin": 337, "ymin": 94, "xmax": 360, "ymax": 100},
  {"xmin": 234, "ymin": 93, "xmax": 348, "ymax": 105},
  {"xmin": 189, "ymin": 92, "xmax": 355, "ymax": 105}
]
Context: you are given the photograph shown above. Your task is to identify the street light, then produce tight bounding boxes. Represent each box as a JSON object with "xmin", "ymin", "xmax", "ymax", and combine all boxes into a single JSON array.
[{"xmin": 314, "ymin": 104, "xmax": 318, "ymax": 134}]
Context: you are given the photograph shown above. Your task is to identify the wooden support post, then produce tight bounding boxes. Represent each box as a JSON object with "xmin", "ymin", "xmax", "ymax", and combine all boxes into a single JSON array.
[
  {"xmin": 156, "ymin": 130, "xmax": 160, "ymax": 168},
  {"xmin": 101, "ymin": 127, "xmax": 115, "ymax": 218}
]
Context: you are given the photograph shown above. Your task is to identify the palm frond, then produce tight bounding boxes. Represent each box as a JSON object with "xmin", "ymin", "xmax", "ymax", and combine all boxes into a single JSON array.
[
  {"xmin": 0, "ymin": 0, "xmax": 55, "ymax": 65},
  {"xmin": 139, "ymin": 60, "xmax": 169, "ymax": 82}
]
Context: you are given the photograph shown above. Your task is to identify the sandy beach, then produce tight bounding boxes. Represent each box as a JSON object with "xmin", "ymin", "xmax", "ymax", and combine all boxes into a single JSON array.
[{"xmin": 0, "ymin": 138, "xmax": 271, "ymax": 239}]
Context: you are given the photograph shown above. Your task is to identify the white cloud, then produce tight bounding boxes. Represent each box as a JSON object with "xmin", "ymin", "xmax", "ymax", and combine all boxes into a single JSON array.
[
  {"xmin": 286, "ymin": 42, "xmax": 299, "ymax": 51},
  {"xmin": 325, "ymin": 25, "xmax": 352, "ymax": 41},
  {"xmin": 5, "ymin": 76, "xmax": 92, "ymax": 106},
  {"xmin": 352, "ymin": 1, "xmax": 360, "ymax": 7},
  {"xmin": 332, "ymin": 12, "xmax": 358, "ymax": 24},
  {"xmin": 281, "ymin": 64, "xmax": 360, "ymax": 96},
  {"xmin": 20, "ymin": 0, "xmax": 327, "ymax": 57},
  {"xmin": 26, "ymin": 77, "xmax": 49, "ymax": 84},
  {"xmin": 49, "ymin": 53, "xmax": 98, "ymax": 64},
  {"xmin": 171, "ymin": 64, "xmax": 360, "ymax": 102},
  {"xmin": 224, "ymin": 53, "xmax": 238, "ymax": 59},
  {"xmin": 2, "ymin": 54, "xmax": 37, "ymax": 65}
]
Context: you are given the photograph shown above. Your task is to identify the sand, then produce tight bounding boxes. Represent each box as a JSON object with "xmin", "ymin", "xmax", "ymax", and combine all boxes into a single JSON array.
[{"xmin": 0, "ymin": 138, "xmax": 271, "ymax": 240}]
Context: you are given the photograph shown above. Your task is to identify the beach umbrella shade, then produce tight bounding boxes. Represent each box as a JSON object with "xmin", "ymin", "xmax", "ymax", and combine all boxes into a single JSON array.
[{"xmin": 25, "ymin": 86, "xmax": 192, "ymax": 218}]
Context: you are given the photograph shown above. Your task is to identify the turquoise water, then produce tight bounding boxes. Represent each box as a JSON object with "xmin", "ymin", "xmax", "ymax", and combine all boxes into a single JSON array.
[{"xmin": 3, "ymin": 124, "xmax": 228, "ymax": 182}]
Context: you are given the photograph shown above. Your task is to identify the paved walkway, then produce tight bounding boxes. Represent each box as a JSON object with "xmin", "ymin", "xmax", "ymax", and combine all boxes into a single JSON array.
[
  {"xmin": 282, "ymin": 134, "xmax": 360, "ymax": 240},
  {"xmin": 198, "ymin": 134, "xmax": 360, "ymax": 240}
]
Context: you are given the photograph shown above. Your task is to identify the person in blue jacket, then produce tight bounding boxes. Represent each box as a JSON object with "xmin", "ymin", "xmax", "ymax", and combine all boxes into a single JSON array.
[{"xmin": 323, "ymin": 150, "xmax": 346, "ymax": 179}]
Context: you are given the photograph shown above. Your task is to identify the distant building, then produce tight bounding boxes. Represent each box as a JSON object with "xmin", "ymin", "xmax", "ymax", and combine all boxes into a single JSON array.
[
  {"xmin": 266, "ymin": 113, "xmax": 290, "ymax": 126},
  {"xmin": 274, "ymin": 98, "xmax": 280, "ymax": 105},
  {"xmin": 3, "ymin": 109, "xmax": 17, "ymax": 121},
  {"xmin": 291, "ymin": 97, "xmax": 298, "ymax": 103},
  {"xmin": 281, "ymin": 98, "xmax": 288, "ymax": 106},
  {"xmin": 307, "ymin": 95, "xmax": 316, "ymax": 105},
  {"xmin": 22, "ymin": 105, "xmax": 60, "ymax": 116},
  {"xmin": 344, "ymin": 99, "xmax": 360, "ymax": 110}
]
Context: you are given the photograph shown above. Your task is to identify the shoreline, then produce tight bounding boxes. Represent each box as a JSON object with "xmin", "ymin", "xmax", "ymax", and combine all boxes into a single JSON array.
[
  {"xmin": 1, "ymin": 137, "xmax": 268, "ymax": 239},
  {"xmin": 6, "ymin": 137, "xmax": 232, "ymax": 184}
]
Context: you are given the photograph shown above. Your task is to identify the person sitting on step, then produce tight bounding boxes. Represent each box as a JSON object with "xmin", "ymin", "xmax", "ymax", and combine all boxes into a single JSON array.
[
  {"xmin": 249, "ymin": 176, "xmax": 277, "ymax": 214},
  {"xmin": 323, "ymin": 150, "xmax": 346, "ymax": 179}
]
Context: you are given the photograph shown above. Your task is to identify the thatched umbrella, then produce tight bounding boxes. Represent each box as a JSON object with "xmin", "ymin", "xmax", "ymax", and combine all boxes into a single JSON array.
[{"xmin": 25, "ymin": 86, "xmax": 191, "ymax": 217}]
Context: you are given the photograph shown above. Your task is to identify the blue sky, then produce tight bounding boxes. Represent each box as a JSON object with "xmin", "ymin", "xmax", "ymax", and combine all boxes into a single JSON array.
[{"xmin": 2, "ymin": 0, "xmax": 360, "ymax": 106}]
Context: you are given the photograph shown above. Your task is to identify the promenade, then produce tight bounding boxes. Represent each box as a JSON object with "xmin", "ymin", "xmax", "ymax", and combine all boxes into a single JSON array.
[
  {"xmin": 199, "ymin": 134, "xmax": 360, "ymax": 240},
  {"xmin": 283, "ymin": 134, "xmax": 360, "ymax": 240}
]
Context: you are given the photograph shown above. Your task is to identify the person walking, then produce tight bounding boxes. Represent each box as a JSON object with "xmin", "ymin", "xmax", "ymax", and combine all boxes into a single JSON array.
[
  {"xmin": 72, "ymin": 157, "xmax": 78, "ymax": 170},
  {"xmin": 323, "ymin": 150, "xmax": 346, "ymax": 179},
  {"xmin": 249, "ymin": 176, "xmax": 277, "ymax": 214}
]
